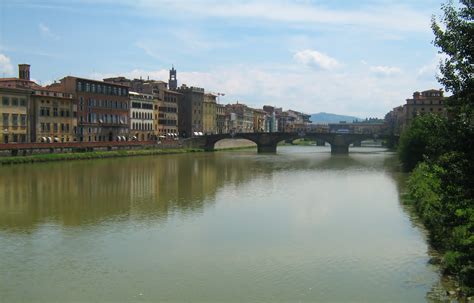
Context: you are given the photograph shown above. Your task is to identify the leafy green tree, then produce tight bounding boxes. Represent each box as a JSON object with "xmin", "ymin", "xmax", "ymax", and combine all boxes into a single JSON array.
[
  {"xmin": 432, "ymin": 0, "xmax": 473, "ymax": 98},
  {"xmin": 398, "ymin": 114, "xmax": 449, "ymax": 171},
  {"xmin": 403, "ymin": 0, "xmax": 474, "ymax": 293}
]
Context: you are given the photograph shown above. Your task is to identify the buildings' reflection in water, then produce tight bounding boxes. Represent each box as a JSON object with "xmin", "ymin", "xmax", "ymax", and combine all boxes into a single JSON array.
[
  {"xmin": 0, "ymin": 153, "xmax": 275, "ymax": 232},
  {"xmin": 0, "ymin": 148, "xmax": 394, "ymax": 233}
]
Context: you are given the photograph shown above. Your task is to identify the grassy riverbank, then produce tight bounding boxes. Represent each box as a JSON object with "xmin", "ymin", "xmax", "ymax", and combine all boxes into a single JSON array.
[{"xmin": 0, "ymin": 148, "xmax": 205, "ymax": 165}]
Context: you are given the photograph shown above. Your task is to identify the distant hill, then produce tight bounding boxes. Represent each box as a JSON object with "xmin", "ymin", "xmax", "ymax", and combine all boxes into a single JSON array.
[{"xmin": 310, "ymin": 112, "xmax": 361, "ymax": 124}]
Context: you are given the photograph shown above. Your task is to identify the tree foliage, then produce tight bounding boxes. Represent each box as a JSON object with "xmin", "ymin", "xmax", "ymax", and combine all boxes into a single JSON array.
[
  {"xmin": 401, "ymin": 0, "xmax": 474, "ymax": 294},
  {"xmin": 398, "ymin": 114, "xmax": 449, "ymax": 171},
  {"xmin": 432, "ymin": 0, "xmax": 474, "ymax": 97}
]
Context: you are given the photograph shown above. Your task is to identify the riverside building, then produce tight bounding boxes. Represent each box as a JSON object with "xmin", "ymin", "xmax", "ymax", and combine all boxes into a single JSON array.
[
  {"xmin": 30, "ymin": 88, "xmax": 77, "ymax": 142},
  {"xmin": 177, "ymin": 85, "xmax": 204, "ymax": 137},
  {"xmin": 203, "ymin": 93, "xmax": 217, "ymax": 135},
  {"xmin": 104, "ymin": 75, "xmax": 180, "ymax": 139},
  {"xmin": 49, "ymin": 77, "xmax": 130, "ymax": 142},
  {"xmin": 129, "ymin": 92, "xmax": 154, "ymax": 141},
  {"xmin": 0, "ymin": 64, "xmax": 37, "ymax": 143}
]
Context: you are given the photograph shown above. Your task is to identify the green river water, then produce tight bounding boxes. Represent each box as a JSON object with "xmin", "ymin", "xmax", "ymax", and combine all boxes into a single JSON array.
[{"xmin": 0, "ymin": 146, "xmax": 442, "ymax": 302}]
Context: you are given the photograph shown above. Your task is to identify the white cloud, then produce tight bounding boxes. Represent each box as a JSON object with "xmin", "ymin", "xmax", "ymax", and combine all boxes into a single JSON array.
[
  {"xmin": 39, "ymin": 23, "xmax": 60, "ymax": 40},
  {"xmin": 294, "ymin": 49, "xmax": 342, "ymax": 71},
  {"xmin": 88, "ymin": 61, "xmax": 439, "ymax": 118},
  {"xmin": 123, "ymin": 0, "xmax": 431, "ymax": 33},
  {"xmin": 0, "ymin": 53, "xmax": 14, "ymax": 76},
  {"xmin": 369, "ymin": 65, "xmax": 402, "ymax": 77}
]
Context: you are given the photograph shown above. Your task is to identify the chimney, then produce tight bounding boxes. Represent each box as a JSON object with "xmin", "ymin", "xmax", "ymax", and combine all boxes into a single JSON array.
[{"xmin": 19, "ymin": 64, "xmax": 30, "ymax": 81}]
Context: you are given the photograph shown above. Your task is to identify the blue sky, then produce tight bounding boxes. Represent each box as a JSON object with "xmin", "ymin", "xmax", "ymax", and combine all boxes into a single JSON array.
[{"xmin": 0, "ymin": 0, "xmax": 446, "ymax": 117}]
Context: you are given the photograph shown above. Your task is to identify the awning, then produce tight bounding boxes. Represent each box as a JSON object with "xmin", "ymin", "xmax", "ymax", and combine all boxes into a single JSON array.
[
  {"xmin": 117, "ymin": 136, "xmax": 121, "ymax": 141},
  {"xmin": 132, "ymin": 136, "xmax": 137, "ymax": 140},
  {"xmin": 41, "ymin": 137, "xmax": 47, "ymax": 142},
  {"xmin": 120, "ymin": 119, "xmax": 125, "ymax": 124},
  {"xmin": 167, "ymin": 133, "xmax": 171, "ymax": 136},
  {"xmin": 198, "ymin": 132, "xmax": 203, "ymax": 136},
  {"xmin": 54, "ymin": 137, "xmax": 59, "ymax": 142},
  {"xmin": 159, "ymin": 135, "xmax": 166, "ymax": 138},
  {"xmin": 99, "ymin": 119, "xmax": 103, "ymax": 123},
  {"xmin": 122, "ymin": 136, "xmax": 126, "ymax": 141},
  {"xmin": 193, "ymin": 132, "xmax": 198, "ymax": 136}
]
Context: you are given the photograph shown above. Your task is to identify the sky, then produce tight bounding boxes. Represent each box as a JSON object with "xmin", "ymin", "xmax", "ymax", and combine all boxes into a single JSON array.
[{"xmin": 0, "ymin": 0, "xmax": 447, "ymax": 118}]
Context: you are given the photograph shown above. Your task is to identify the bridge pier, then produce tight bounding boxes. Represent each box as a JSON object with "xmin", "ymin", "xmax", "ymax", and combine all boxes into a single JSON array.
[
  {"xmin": 352, "ymin": 140, "xmax": 362, "ymax": 147},
  {"xmin": 330, "ymin": 144, "xmax": 349, "ymax": 154},
  {"xmin": 316, "ymin": 139, "xmax": 326, "ymax": 146},
  {"xmin": 257, "ymin": 143, "xmax": 277, "ymax": 153}
]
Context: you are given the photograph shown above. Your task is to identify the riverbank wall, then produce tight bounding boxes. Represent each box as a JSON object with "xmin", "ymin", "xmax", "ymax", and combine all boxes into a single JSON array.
[{"xmin": 0, "ymin": 139, "xmax": 256, "ymax": 165}]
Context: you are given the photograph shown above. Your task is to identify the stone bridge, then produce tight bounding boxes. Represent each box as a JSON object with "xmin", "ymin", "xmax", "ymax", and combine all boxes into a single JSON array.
[{"xmin": 187, "ymin": 132, "xmax": 392, "ymax": 154}]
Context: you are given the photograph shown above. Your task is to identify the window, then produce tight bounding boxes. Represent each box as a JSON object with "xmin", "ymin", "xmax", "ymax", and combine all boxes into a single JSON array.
[
  {"xmin": 20, "ymin": 98, "xmax": 26, "ymax": 106},
  {"xmin": 2, "ymin": 96, "xmax": 9, "ymax": 106},
  {"xmin": 2, "ymin": 113, "xmax": 8, "ymax": 126},
  {"xmin": 85, "ymin": 83, "xmax": 90, "ymax": 92},
  {"xmin": 53, "ymin": 123, "xmax": 58, "ymax": 132},
  {"xmin": 12, "ymin": 97, "xmax": 18, "ymax": 106},
  {"xmin": 53, "ymin": 108, "xmax": 58, "ymax": 117},
  {"xmin": 41, "ymin": 123, "xmax": 45, "ymax": 132},
  {"xmin": 12, "ymin": 114, "xmax": 18, "ymax": 126},
  {"xmin": 20, "ymin": 115, "xmax": 26, "ymax": 126}
]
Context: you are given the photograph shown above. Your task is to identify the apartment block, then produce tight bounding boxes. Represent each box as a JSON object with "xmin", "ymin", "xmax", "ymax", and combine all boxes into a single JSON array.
[{"xmin": 50, "ymin": 76, "xmax": 129, "ymax": 142}]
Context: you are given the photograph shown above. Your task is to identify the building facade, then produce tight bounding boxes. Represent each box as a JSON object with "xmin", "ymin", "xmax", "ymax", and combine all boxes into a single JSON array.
[
  {"xmin": 385, "ymin": 89, "xmax": 446, "ymax": 135},
  {"xmin": 253, "ymin": 109, "xmax": 267, "ymax": 132},
  {"xmin": 203, "ymin": 93, "xmax": 217, "ymax": 134},
  {"xmin": 104, "ymin": 76, "xmax": 179, "ymax": 139},
  {"xmin": 50, "ymin": 76, "xmax": 129, "ymax": 142},
  {"xmin": 226, "ymin": 103, "xmax": 254, "ymax": 133},
  {"xmin": 0, "ymin": 87, "xmax": 29, "ymax": 143},
  {"xmin": 405, "ymin": 89, "xmax": 446, "ymax": 125},
  {"xmin": 30, "ymin": 88, "xmax": 77, "ymax": 142},
  {"xmin": 177, "ymin": 85, "xmax": 204, "ymax": 137},
  {"xmin": 216, "ymin": 103, "xmax": 228, "ymax": 134},
  {"xmin": 129, "ymin": 92, "xmax": 154, "ymax": 141},
  {"xmin": 0, "ymin": 64, "xmax": 39, "ymax": 143}
]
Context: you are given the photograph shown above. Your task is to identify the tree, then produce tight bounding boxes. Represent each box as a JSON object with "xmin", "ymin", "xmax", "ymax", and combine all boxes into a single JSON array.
[
  {"xmin": 398, "ymin": 114, "xmax": 449, "ymax": 171},
  {"xmin": 432, "ymin": 0, "xmax": 474, "ymax": 98}
]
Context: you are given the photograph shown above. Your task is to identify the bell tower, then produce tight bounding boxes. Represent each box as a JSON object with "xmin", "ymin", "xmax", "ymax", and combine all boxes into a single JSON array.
[
  {"xmin": 169, "ymin": 66, "xmax": 177, "ymax": 90},
  {"xmin": 18, "ymin": 64, "xmax": 30, "ymax": 81}
]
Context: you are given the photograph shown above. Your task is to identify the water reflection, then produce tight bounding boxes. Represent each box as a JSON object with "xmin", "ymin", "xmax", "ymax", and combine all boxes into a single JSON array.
[{"xmin": 0, "ymin": 147, "xmax": 392, "ymax": 232}]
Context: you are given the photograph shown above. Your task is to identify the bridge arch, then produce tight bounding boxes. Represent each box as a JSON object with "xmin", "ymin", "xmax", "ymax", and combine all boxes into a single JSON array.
[{"xmin": 198, "ymin": 132, "xmax": 384, "ymax": 154}]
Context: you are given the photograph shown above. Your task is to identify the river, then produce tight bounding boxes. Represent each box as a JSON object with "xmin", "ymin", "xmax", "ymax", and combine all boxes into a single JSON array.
[{"xmin": 0, "ymin": 146, "xmax": 441, "ymax": 302}]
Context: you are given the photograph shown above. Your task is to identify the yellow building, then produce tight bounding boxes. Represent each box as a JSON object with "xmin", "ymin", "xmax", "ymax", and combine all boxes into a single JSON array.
[
  {"xmin": 405, "ymin": 89, "xmax": 446, "ymax": 125},
  {"xmin": 203, "ymin": 93, "xmax": 217, "ymax": 134},
  {"xmin": 0, "ymin": 87, "xmax": 30, "ymax": 143},
  {"xmin": 253, "ymin": 109, "xmax": 267, "ymax": 132},
  {"xmin": 30, "ymin": 88, "xmax": 77, "ymax": 142}
]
